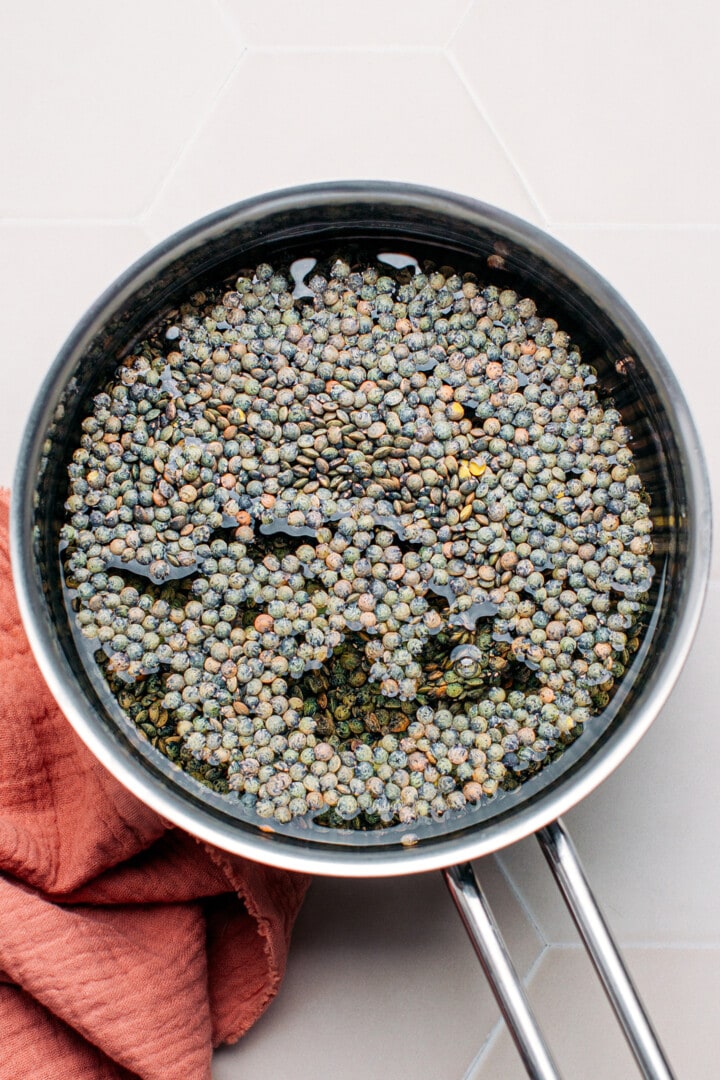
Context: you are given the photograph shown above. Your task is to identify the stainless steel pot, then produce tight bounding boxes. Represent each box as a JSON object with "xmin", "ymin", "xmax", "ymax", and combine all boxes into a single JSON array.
[{"xmin": 11, "ymin": 183, "xmax": 711, "ymax": 1079}]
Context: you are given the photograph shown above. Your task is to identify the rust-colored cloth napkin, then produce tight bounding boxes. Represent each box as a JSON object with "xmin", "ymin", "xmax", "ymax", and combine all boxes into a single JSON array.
[{"xmin": 0, "ymin": 491, "xmax": 310, "ymax": 1080}]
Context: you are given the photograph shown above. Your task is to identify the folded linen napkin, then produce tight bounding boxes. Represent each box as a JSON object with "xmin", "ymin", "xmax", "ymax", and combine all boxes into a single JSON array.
[{"xmin": 0, "ymin": 491, "xmax": 310, "ymax": 1080}]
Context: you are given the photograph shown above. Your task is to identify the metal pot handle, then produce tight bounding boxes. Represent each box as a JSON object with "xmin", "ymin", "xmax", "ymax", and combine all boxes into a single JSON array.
[
  {"xmin": 444, "ymin": 860, "xmax": 561, "ymax": 1079},
  {"xmin": 443, "ymin": 818, "xmax": 676, "ymax": 1079}
]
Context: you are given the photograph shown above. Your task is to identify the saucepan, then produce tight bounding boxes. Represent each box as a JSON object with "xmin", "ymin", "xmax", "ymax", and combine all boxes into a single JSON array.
[{"xmin": 11, "ymin": 183, "xmax": 711, "ymax": 1079}]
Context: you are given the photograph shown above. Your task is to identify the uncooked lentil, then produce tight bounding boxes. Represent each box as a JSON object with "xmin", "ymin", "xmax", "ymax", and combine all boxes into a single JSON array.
[{"xmin": 60, "ymin": 253, "xmax": 654, "ymax": 832}]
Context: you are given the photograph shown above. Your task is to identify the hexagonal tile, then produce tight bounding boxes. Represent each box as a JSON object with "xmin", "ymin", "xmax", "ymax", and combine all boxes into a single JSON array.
[
  {"xmin": 144, "ymin": 49, "xmax": 540, "ymax": 241},
  {"xmin": 450, "ymin": 0, "xmax": 720, "ymax": 224},
  {"xmin": 219, "ymin": 0, "xmax": 471, "ymax": 48},
  {"xmin": 0, "ymin": 0, "xmax": 243, "ymax": 218}
]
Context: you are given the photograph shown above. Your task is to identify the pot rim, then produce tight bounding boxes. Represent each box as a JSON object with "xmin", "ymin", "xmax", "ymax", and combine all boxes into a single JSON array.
[{"xmin": 10, "ymin": 181, "xmax": 712, "ymax": 877}]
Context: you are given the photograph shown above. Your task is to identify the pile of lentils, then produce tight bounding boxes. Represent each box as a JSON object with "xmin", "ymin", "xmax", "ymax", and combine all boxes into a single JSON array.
[{"xmin": 60, "ymin": 254, "xmax": 654, "ymax": 833}]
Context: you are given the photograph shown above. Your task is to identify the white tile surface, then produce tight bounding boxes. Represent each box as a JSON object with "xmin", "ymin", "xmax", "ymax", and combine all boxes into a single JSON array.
[
  {"xmin": 219, "ymin": 0, "xmax": 472, "ymax": 48},
  {"xmin": 0, "ymin": 0, "xmax": 241, "ymax": 218},
  {"xmin": 472, "ymin": 946, "xmax": 720, "ymax": 1079},
  {"xmin": 143, "ymin": 49, "xmax": 539, "ymax": 240},
  {"xmin": 1, "ymin": 4, "xmax": 717, "ymax": 1077},
  {"xmin": 450, "ymin": 0, "xmax": 720, "ymax": 225},
  {"xmin": 0, "ymin": 224, "xmax": 151, "ymax": 484},
  {"xmin": 213, "ymin": 858, "xmax": 543, "ymax": 1080}
]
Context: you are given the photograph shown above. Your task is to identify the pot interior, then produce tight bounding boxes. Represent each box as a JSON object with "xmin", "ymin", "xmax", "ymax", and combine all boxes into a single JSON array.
[{"xmin": 20, "ymin": 186, "xmax": 698, "ymax": 871}]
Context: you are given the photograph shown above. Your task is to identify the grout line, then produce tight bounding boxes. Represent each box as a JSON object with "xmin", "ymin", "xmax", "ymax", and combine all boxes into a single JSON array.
[
  {"xmin": 462, "ymin": 943, "xmax": 550, "ymax": 1080},
  {"xmin": 461, "ymin": 1014, "xmax": 506, "ymax": 1080},
  {"xmin": 444, "ymin": 0, "xmax": 477, "ymax": 48},
  {"xmin": 444, "ymin": 50, "xmax": 550, "ymax": 225},
  {"xmin": 522, "ymin": 941, "xmax": 552, "ymax": 987},
  {"xmin": 137, "ymin": 48, "xmax": 250, "ymax": 228},
  {"xmin": 556, "ymin": 940, "xmax": 720, "ymax": 952},
  {"xmin": 491, "ymin": 852, "xmax": 549, "ymax": 949}
]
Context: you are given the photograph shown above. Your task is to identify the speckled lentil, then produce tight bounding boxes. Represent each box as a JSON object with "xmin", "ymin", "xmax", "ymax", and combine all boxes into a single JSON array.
[{"xmin": 60, "ymin": 254, "xmax": 654, "ymax": 831}]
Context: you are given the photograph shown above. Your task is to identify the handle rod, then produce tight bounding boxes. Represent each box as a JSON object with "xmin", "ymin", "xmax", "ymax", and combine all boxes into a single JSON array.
[
  {"xmin": 444, "ymin": 862, "xmax": 562, "ymax": 1080},
  {"xmin": 537, "ymin": 819, "xmax": 675, "ymax": 1080}
]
